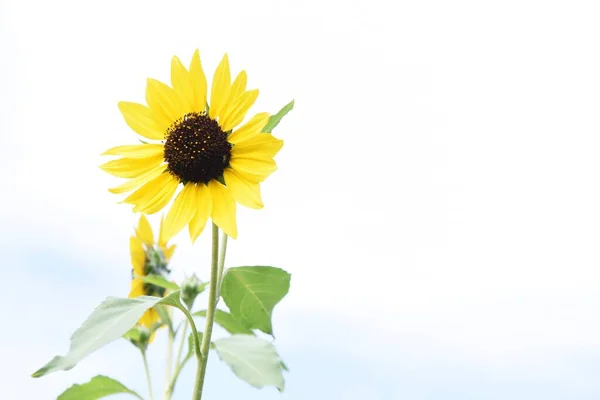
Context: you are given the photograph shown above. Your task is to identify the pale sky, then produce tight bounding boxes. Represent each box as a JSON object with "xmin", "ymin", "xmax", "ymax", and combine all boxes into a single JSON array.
[{"xmin": 2, "ymin": 0, "xmax": 600, "ymax": 399}]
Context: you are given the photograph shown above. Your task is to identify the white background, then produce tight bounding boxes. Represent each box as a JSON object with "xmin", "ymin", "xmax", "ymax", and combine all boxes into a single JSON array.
[{"xmin": 2, "ymin": 0, "xmax": 600, "ymax": 398}]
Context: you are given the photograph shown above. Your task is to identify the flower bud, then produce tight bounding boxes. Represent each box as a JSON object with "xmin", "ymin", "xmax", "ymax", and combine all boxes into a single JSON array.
[
  {"xmin": 124, "ymin": 325, "xmax": 151, "ymax": 351},
  {"xmin": 181, "ymin": 274, "xmax": 206, "ymax": 310}
]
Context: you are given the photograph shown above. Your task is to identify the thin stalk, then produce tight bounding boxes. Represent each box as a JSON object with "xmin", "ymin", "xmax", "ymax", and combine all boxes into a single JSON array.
[
  {"xmin": 215, "ymin": 231, "xmax": 229, "ymax": 301},
  {"xmin": 165, "ymin": 351, "xmax": 193, "ymax": 398},
  {"xmin": 141, "ymin": 350, "xmax": 154, "ymax": 400},
  {"xmin": 162, "ymin": 329, "xmax": 174, "ymax": 400},
  {"xmin": 163, "ymin": 321, "xmax": 189, "ymax": 399},
  {"xmin": 191, "ymin": 223, "xmax": 220, "ymax": 400},
  {"xmin": 175, "ymin": 321, "xmax": 189, "ymax": 364}
]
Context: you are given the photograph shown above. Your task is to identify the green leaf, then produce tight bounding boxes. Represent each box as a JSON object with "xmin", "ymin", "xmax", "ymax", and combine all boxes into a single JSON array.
[
  {"xmin": 197, "ymin": 281, "xmax": 209, "ymax": 293},
  {"xmin": 32, "ymin": 291, "xmax": 184, "ymax": 378},
  {"xmin": 154, "ymin": 305, "xmax": 172, "ymax": 333},
  {"xmin": 262, "ymin": 100, "xmax": 294, "ymax": 133},
  {"xmin": 57, "ymin": 375, "xmax": 142, "ymax": 400},
  {"xmin": 137, "ymin": 274, "xmax": 180, "ymax": 291},
  {"xmin": 213, "ymin": 335, "xmax": 285, "ymax": 391},
  {"xmin": 220, "ymin": 266, "xmax": 290, "ymax": 335},
  {"xmin": 194, "ymin": 309, "xmax": 255, "ymax": 335},
  {"xmin": 122, "ymin": 327, "xmax": 141, "ymax": 342}
]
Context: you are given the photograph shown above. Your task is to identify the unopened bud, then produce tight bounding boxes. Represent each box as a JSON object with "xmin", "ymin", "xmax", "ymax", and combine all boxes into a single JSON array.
[
  {"xmin": 181, "ymin": 274, "xmax": 206, "ymax": 310},
  {"xmin": 124, "ymin": 325, "xmax": 151, "ymax": 351}
]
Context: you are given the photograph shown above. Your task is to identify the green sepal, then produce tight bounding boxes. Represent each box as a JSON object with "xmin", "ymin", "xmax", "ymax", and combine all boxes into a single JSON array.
[{"xmin": 262, "ymin": 100, "xmax": 294, "ymax": 133}]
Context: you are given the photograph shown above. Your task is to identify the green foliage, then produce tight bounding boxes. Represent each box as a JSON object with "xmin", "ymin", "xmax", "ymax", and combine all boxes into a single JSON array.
[
  {"xmin": 35, "ymin": 245, "xmax": 291, "ymax": 398},
  {"xmin": 262, "ymin": 100, "xmax": 295, "ymax": 133},
  {"xmin": 220, "ymin": 266, "xmax": 290, "ymax": 335},
  {"xmin": 194, "ymin": 309, "xmax": 254, "ymax": 335},
  {"xmin": 57, "ymin": 375, "xmax": 142, "ymax": 400},
  {"xmin": 214, "ymin": 335, "xmax": 285, "ymax": 391},
  {"xmin": 32, "ymin": 291, "xmax": 185, "ymax": 378},
  {"xmin": 154, "ymin": 305, "xmax": 172, "ymax": 334},
  {"xmin": 138, "ymin": 274, "xmax": 180, "ymax": 291}
]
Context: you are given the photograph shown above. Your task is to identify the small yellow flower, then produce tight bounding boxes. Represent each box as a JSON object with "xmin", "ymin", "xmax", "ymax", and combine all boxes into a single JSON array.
[
  {"xmin": 101, "ymin": 50, "xmax": 284, "ymax": 242},
  {"xmin": 129, "ymin": 215, "xmax": 176, "ymax": 330}
]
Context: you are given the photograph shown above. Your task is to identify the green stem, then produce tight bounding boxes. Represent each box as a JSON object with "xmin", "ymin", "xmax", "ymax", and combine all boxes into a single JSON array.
[
  {"xmin": 175, "ymin": 321, "xmax": 189, "ymax": 364},
  {"xmin": 141, "ymin": 350, "xmax": 154, "ymax": 400},
  {"xmin": 215, "ymin": 231, "xmax": 229, "ymax": 302},
  {"xmin": 191, "ymin": 223, "xmax": 220, "ymax": 400},
  {"xmin": 186, "ymin": 308, "xmax": 202, "ymax": 359},
  {"xmin": 162, "ymin": 328, "xmax": 174, "ymax": 400},
  {"xmin": 164, "ymin": 321, "xmax": 189, "ymax": 400},
  {"xmin": 165, "ymin": 352, "xmax": 192, "ymax": 398}
]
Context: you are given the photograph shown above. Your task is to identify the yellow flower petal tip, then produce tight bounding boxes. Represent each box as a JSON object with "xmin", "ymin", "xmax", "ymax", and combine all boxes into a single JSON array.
[
  {"xmin": 127, "ymin": 214, "xmax": 175, "ymax": 329},
  {"xmin": 102, "ymin": 51, "xmax": 286, "ymax": 241}
]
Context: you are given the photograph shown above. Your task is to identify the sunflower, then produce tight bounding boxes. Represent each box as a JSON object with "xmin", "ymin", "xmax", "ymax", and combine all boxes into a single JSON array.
[
  {"xmin": 129, "ymin": 215, "xmax": 176, "ymax": 330},
  {"xmin": 101, "ymin": 50, "xmax": 284, "ymax": 241}
]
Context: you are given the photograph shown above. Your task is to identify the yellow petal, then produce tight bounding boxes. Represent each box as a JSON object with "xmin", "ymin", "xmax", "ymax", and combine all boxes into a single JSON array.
[
  {"xmin": 158, "ymin": 215, "xmax": 168, "ymax": 248},
  {"xmin": 100, "ymin": 154, "xmax": 163, "ymax": 178},
  {"xmin": 227, "ymin": 167, "xmax": 262, "ymax": 184},
  {"xmin": 124, "ymin": 174, "xmax": 164, "ymax": 204},
  {"xmin": 209, "ymin": 180, "xmax": 237, "ymax": 239},
  {"xmin": 221, "ymin": 71, "xmax": 247, "ymax": 116},
  {"xmin": 118, "ymin": 102, "xmax": 165, "ymax": 140},
  {"xmin": 146, "ymin": 78, "xmax": 185, "ymax": 123},
  {"xmin": 220, "ymin": 89, "xmax": 259, "ymax": 132},
  {"xmin": 124, "ymin": 173, "xmax": 178, "ymax": 214},
  {"xmin": 130, "ymin": 236, "xmax": 145, "ymax": 276},
  {"xmin": 103, "ymin": 144, "xmax": 164, "ymax": 158},
  {"xmin": 189, "ymin": 49, "xmax": 208, "ymax": 112},
  {"xmin": 140, "ymin": 308, "xmax": 160, "ymax": 328},
  {"xmin": 162, "ymin": 184, "xmax": 198, "ymax": 242},
  {"xmin": 109, "ymin": 164, "xmax": 166, "ymax": 195},
  {"xmin": 228, "ymin": 112, "xmax": 270, "ymax": 144},
  {"xmin": 209, "ymin": 54, "xmax": 231, "ymax": 120},
  {"xmin": 231, "ymin": 134, "xmax": 284, "ymax": 159},
  {"xmin": 189, "ymin": 183, "xmax": 212, "ymax": 242},
  {"xmin": 134, "ymin": 176, "xmax": 179, "ymax": 215},
  {"xmin": 136, "ymin": 215, "xmax": 154, "ymax": 245},
  {"xmin": 163, "ymin": 244, "xmax": 176, "ymax": 261},
  {"xmin": 129, "ymin": 278, "xmax": 145, "ymax": 298},
  {"xmin": 230, "ymin": 71, "xmax": 247, "ymax": 98},
  {"xmin": 146, "ymin": 83, "xmax": 173, "ymax": 131},
  {"xmin": 229, "ymin": 156, "xmax": 277, "ymax": 182},
  {"xmin": 171, "ymin": 56, "xmax": 194, "ymax": 113},
  {"xmin": 224, "ymin": 168, "xmax": 263, "ymax": 209}
]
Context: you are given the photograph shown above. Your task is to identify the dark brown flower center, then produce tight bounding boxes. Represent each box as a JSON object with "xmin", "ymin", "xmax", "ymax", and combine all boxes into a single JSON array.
[{"xmin": 163, "ymin": 112, "xmax": 231, "ymax": 184}]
